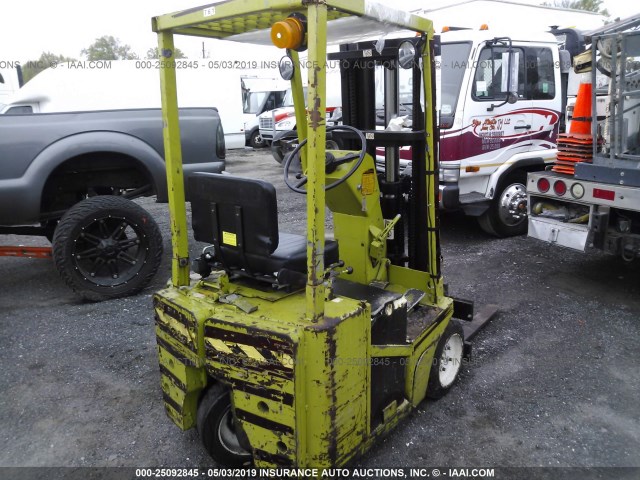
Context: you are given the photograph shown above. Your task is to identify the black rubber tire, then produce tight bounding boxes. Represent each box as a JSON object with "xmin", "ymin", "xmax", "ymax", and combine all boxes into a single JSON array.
[
  {"xmin": 478, "ymin": 172, "xmax": 528, "ymax": 237},
  {"xmin": 52, "ymin": 195, "xmax": 162, "ymax": 301},
  {"xmin": 427, "ymin": 320, "xmax": 465, "ymax": 400},
  {"xmin": 197, "ymin": 384, "xmax": 253, "ymax": 466},
  {"xmin": 249, "ymin": 129, "xmax": 266, "ymax": 149},
  {"xmin": 41, "ymin": 219, "xmax": 59, "ymax": 244},
  {"xmin": 271, "ymin": 131, "xmax": 298, "ymax": 164}
]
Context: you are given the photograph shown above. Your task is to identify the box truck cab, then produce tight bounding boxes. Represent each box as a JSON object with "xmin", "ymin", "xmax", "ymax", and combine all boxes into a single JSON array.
[
  {"xmin": 258, "ymin": 67, "xmax": 342, "ymax": 145},
  {"xmin": 241, "ymin": 77, "xmax": 288, "ymax": 147},
  {"xmin": 437, "ymin": 28, "xmax": 562, "ymax": 236}
]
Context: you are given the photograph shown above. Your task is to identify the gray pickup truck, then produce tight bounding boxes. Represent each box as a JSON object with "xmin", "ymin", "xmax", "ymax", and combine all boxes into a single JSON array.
[{"xmin": 0, "ymin": 107, "xmax": 225, "ymax": 300}]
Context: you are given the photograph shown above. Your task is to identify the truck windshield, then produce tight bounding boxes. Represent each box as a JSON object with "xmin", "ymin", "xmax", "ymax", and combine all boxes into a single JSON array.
[
  {"xmin": 243, "ymin": 91, "xmax": 269, "ymax": 114},
  {"xmin": 282, "ymin": 88, "xmax": 294, "ymax": 107},
  {"xmin": 438, "ymin": 42, "xmax": 472, "ymax": 128},
  {"xmin": 282, "ymin": 88, "xmax": 308, "ymax": 107}
]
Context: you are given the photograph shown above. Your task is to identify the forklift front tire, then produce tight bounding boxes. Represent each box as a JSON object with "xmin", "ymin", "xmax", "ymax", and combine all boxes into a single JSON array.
[
  {"xmin": 197, "ymin": 384, "xmax": 253, "ymax": 467},
  {"xmin": 427, "ymin": 321, "xmax": 464, "ymax": 400}
]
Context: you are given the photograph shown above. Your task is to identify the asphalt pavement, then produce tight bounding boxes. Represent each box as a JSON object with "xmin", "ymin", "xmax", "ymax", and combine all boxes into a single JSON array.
[{"xmin": 0, "ymin": 149, "xmax": 638, "ymax": 476}]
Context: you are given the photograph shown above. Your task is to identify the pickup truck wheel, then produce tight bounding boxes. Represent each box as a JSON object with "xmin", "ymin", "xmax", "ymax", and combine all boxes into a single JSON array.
[
  {"xmin": 197, "ymin": 384, "xmax": 252, "ymax": 466},
  {"xmin": 41, "ymin": 220, "xmax": 59, "ymax": 243},
  {"xmin": 52, "ymin": 196, "xmax": 162, "ymax": 301},
  {"xmin": 249, "ymin": 130, "xmax": 266, "ymax": 149},
  {"xmin": 478, "ymin": 172, "xmax": 528, "ymax": 237}
]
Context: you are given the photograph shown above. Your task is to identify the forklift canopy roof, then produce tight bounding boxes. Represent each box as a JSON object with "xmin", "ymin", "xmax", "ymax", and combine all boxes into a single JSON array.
[{"xmin": 152, "ymin": 0, "xmax": 433, "ymax": 43}]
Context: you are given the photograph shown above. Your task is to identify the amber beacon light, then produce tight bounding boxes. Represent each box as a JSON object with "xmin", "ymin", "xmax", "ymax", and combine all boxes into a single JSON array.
[{"xmin": 271, "ymin": 15, "xmax": 306, "ymax": 50}]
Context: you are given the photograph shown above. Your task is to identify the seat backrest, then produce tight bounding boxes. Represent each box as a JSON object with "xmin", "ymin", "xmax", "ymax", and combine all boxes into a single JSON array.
[{"xmin": 189, "ymin": 173, "xmax": 279, "ymax": 260}]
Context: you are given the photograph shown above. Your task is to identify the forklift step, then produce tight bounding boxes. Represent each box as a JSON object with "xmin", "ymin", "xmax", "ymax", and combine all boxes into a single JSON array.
[{"xmin": 403, "ymin": 288, "xmax": 425, "ymax": 312}]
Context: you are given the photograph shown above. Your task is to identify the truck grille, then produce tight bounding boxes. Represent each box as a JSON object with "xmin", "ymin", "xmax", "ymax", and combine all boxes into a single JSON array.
[{"xmin": 259, "ymin": 117, "xmax": 274, "ymax": 130}]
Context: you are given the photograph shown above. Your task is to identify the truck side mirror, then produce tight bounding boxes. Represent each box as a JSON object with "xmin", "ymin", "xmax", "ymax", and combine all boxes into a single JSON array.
[
  {"xmin": 500, "ymin": 51, "xmax": 519, "ymax": 99},
  {"xmin": 559, "ymin": 49, "xmax": 572, "ymax": 74},
  {"xmin": 488, "ymin": 49, "xmax": 519, "ymax": 111}
]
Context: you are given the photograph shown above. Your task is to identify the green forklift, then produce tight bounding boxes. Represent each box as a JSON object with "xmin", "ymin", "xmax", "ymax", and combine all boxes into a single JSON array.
[{"xmin": 152, "ymin": 0, "xmax": 479, "ymax": 468}]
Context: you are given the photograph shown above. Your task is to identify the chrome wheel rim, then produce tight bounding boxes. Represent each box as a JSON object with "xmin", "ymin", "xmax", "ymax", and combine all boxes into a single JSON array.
[{"xmin": 498, "ymin": 183, "xmax": 527, "ymax": 227}]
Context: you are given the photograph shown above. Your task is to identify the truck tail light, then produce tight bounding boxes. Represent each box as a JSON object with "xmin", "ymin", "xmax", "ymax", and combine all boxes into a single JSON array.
[
  {"xmin": 593, "ymin": 188, "xmax": 615, "ymax": 201},
  {"xmin": 216, "ymin": 122, "xmax": 226, "ymax": 159},
  {"xmin": 570, "ymin": 183, "xmax": 585, "ymax": 199},
  {"xmin": 553, "ymin": 180, "xmax": 567, "ymax": 196},
  {"xmin": 537, "ymin": 178, "xmax": 550, "ymax": 193}
]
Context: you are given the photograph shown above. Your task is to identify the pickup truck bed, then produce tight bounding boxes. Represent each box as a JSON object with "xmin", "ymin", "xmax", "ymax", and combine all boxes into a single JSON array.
[
  {"xmin": 0, "ymin": 107, "xmax": 225, "ymax": 300},
  {"xmin": 0, "ymin": 107, "xmax": 225, "ymax": 224}
]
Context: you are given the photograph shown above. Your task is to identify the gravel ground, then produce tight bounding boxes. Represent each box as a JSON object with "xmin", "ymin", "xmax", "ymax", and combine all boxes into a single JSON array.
[{"xmin": 0, "ymin": 148, "xmax": 638, "ymax": 474}]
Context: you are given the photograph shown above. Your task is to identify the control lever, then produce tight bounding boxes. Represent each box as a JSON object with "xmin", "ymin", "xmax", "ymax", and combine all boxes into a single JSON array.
[
  {"xmin": 369, "ymin": 214, "xmax": 401, "ymax": 262},
  {"xmin": 324, "ymin": 260, "xmax": 353, "ymax": 279}
]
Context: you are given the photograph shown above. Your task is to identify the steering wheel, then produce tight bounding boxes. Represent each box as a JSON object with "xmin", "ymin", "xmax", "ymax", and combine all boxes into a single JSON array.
[{"xmin": 283, "ymin": 125, "xmax": 367, "ymax": 194}]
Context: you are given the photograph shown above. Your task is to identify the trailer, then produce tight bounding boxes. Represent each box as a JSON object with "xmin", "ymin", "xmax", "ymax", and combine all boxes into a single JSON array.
[{"xmin": 527, "ymin": 15, "xmax": 640, "ymax": 259}]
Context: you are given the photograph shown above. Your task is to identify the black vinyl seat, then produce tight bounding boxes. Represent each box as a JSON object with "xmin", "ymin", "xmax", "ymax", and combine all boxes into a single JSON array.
[{"xmin": 189, "ymin": 173, "xmax": 339, "ymax": 278}]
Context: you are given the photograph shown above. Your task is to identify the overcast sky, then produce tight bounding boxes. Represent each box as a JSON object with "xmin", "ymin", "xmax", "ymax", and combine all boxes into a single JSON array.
[{"xmin": 0, "ymin": 0, "xmax": 636, "ymax": 62}]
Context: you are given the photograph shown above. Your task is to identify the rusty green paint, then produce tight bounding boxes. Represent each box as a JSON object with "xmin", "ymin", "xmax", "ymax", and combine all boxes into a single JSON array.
[
  {"xmin": 304, "ymin": 3, "xmax": 328, "ymax": 323},
  {"xmin": 152, "ymin": 0, "xmax": 453, "ymax": 469},
  {"xmin": 157, "ymin": 31, "xmax": 190, "ymax": 287}
]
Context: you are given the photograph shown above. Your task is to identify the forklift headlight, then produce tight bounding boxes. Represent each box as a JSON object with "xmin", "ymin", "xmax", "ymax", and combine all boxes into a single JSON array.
[
  {"xmin": 398, "ymin": 41, "xmax": 416, "ymax": 69},
  {"xmin": 278, "ymin": 55, "xmax": 295, "ymax": 81},
  {"xmin": 439, "ymin": 166, "xmax": 460, "ymax": 183}
]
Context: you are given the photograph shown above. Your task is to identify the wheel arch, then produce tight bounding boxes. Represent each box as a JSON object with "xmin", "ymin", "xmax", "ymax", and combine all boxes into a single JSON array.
[
  {"xmin": 485, "ymin": 156, "xmax": 549, "ymax": 200},
  {"xmin": 18, "ymin": 131, "xmax": 167, "ymax": 223}
]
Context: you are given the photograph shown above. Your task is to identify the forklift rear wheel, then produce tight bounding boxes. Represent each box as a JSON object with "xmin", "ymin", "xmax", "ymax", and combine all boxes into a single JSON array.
[
  {"xmin": 478, "ymin": 172, "xmax": 528, "ymax": 237},
  {"xmin": 197, "ymin": 384, "xmax": 253, "ymax": 466},
  {"xmin": 52, "ymin": 195, "xmax": 162, "ymax": 301},
  {"xmin": 427, "ymin": 321, "xmax": 464, "ymax": 400}
]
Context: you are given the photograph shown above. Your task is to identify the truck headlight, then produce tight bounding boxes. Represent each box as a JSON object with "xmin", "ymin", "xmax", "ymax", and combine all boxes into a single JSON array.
[
  {"xmin": 439, "ymin": 166, "xmax": 460, "ymax": 182},
  {"xmin": 277, "ymin": 120, "xmax": 294, "ymax": 129}
]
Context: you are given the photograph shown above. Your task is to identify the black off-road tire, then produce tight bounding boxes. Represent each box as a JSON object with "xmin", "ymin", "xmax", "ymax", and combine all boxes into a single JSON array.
[
  {"xmin": 427, "ymin": 321, "xmax": 465, "ymax": 400},
  {"xmin": 52, "ymin": 195, "xmax": 162, "ymax": 301},
  {"xmin": 197, "ymin": 384, "xmax": 253, "ymax": 466}
]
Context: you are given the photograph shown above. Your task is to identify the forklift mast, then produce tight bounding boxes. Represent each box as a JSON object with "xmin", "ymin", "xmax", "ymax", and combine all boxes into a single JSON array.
[{"xmin": 329, "ymin": 37, "xmax": 440, "ymax": 274}]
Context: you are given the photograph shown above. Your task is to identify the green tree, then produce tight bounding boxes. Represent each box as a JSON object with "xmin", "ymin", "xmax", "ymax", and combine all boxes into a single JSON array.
[
  {"xmin": 542, "ymin": 0, "xmax": 610, "ymax": 17},
  {"xmin": 146, "ymin": 47, "xmax": 186, "ymax": 59},
  {"xmin": 81, "ymin": 35, "xmax": 139, "ymax": 60},
  {"xmin": 21, "ymin": 52, "xmax": 77, "ymax": 84}
]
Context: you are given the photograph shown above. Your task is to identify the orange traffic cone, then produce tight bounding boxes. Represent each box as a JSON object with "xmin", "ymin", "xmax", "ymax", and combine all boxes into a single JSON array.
[{"xmin": 569, "ymin": 79, "xmax": 592, "ymax": 135}]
